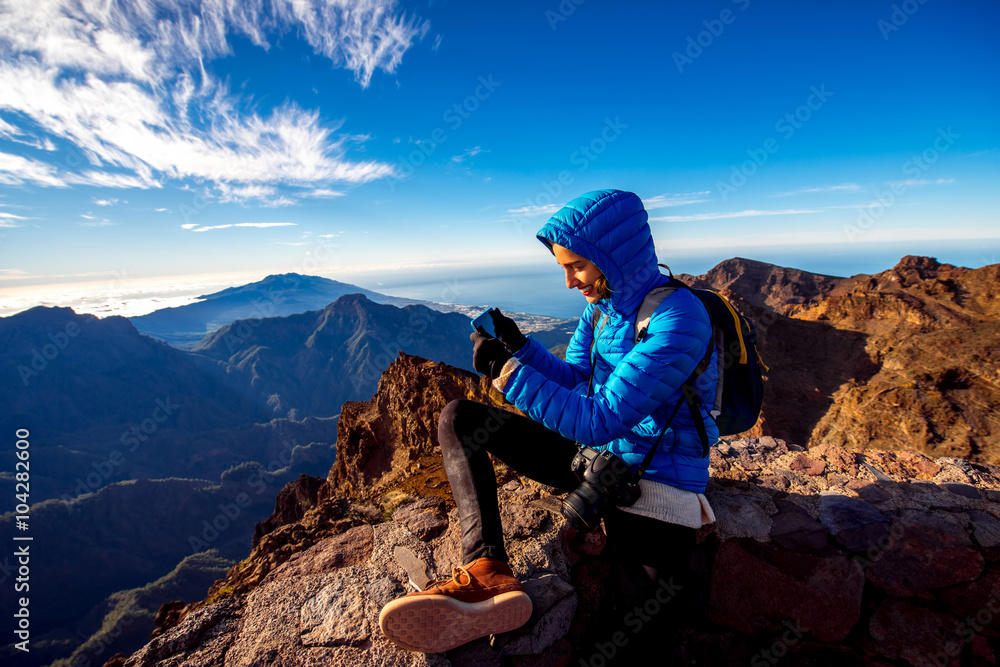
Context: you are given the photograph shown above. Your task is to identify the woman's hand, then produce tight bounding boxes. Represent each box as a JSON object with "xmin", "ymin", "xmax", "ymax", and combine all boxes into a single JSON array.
[
  {"xmin": 470, "ymin": 331, "xmax": 511, "ymax": 379},
  {"xmin": 489, "ymin": 309, "xmax": 528, "ymax": 354}
]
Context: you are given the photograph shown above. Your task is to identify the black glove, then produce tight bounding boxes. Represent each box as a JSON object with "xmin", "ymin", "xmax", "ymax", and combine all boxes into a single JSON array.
[
  {"xmin": 489, "ymin": 309, "xmax": 528, "ymax": 354},
  {"xmin": 470, "ymin": 331, "xmax": 511, "ymax": 379}
]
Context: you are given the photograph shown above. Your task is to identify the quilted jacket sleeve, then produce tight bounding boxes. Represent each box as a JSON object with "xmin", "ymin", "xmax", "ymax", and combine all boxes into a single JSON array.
[
  {"xmin": 511, "ymin": 305, "xmax": 595, "ymax": 390},
  {"xmin": 501, "ymin": 290, "xmax": 711, "ymax": 447}
]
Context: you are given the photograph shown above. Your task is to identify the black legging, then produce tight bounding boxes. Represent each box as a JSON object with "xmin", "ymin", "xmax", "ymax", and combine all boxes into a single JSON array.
[{"xmin": 437, "ymin": 399, "xmax": 695, "ymax": 654}]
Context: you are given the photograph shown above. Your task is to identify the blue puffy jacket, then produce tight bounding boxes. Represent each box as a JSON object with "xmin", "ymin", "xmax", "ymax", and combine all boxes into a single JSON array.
[{"xmin": 501, "ymin": 189, "xmax": 718, "ymax": 493}]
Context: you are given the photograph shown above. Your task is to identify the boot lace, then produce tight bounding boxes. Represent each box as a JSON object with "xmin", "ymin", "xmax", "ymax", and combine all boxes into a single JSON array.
[{"xmin": 426, "ymin": 565, "xmax": 473, "ymax": 589}]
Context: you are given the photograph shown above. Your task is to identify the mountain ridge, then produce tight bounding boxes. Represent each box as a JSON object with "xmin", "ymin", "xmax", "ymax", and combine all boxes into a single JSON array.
[
  {"xmin": 3, "ymin": 254, "xmax": 998, "ymax": 666},
  {"xmin": 128, "ymin": 273, "xmax": 427, "ymax": 348},
  {"xmin": 120, "ymin": 352, "xmax": 1000, "ymax": 667}
]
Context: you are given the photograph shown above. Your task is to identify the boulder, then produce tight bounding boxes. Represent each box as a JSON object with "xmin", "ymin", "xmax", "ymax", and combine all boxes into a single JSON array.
[
  {"xmin": 709, "ymin": 538, "xmax": 864, "ymax": 642},
  {"xmin": 867, "ymin": 510, "xmax": 984, "ymax": 597}
]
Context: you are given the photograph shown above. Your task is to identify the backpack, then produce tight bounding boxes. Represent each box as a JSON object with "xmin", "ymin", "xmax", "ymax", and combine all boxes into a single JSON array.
[{"xmin": 590, "ymin": 270, "xmax": 766, "ymax": 460}]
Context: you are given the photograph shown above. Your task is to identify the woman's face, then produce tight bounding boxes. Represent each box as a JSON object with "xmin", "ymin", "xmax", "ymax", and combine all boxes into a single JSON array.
[{"xmin": 552, "ymin": 244, "xmax": 605, "ymax": 303}]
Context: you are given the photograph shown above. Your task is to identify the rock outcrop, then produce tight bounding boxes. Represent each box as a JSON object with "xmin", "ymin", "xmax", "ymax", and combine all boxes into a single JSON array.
[
  {"xmin": 122, "ymin": 354, "xmax": 1000, "ymax": 667},
  {"xmin": 684, "ymin": 256, "xmax": 1000, "ymax": 465}
]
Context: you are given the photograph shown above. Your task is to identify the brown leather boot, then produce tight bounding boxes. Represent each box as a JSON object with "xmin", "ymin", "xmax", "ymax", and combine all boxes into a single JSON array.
[{"xmin": 378, "ymin": 557, "xmax": 533, "ymax": 653}]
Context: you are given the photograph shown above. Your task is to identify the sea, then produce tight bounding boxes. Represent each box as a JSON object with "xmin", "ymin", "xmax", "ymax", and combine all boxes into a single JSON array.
[
  {"xmin": 4, "ymin": 240, "xmax": 995, "ymax": 321},
  {"xmin": 350, "ymin": 241, "xmax": 1000, "ymax": 320}
]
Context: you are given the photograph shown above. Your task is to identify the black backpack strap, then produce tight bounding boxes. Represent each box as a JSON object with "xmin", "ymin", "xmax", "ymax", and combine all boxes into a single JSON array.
[
  {"xmin": 633, "ymin": 331, "xmax": 716, "ymax": 481},
  {"xmin": 585, "ymin": 307, "xmax": 608, "ymax": 399}
]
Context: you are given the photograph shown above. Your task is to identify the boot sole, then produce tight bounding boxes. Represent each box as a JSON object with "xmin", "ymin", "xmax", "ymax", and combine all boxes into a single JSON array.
[{"xmin": 378, "ymin": 590, "xmax": 533, "ymax": 653}]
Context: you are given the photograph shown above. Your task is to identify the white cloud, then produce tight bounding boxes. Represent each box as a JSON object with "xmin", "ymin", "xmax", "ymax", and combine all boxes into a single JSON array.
[
  {"xmin": 886, "ymin": 177, "xmax": 956, "ymax": 188},
  {"xmin": 184, "ymin": 221, "xmax": 297, "ymax": 232},
  {"xmin": 508, "ymin": 203, "xmax": 561, "ymax": 217},
  {"xmin": 770, "ymin": 183, "xmax": 861, "ymax": 197},
  {"xmin": 93, "ymin": 198, "xmax": 122, "ymax": 206},
  {"xmin": 0, "ymin": 0, "xmax": 425, "ymax": 195},
  {"xmin": 651, "ymin": 208, "xmax": 821, "ymax": 223},
  {"xmin": 643, "ymin": 192, "xmax": 712, "ymax": 209},
  {"xmin": 452, "ymin": 146, "xmax": 485, "ymax": 163},
  {"xmin": 303, "ymin": 188, "xmax": 346, "ymax": 199},
  {"xmin": 0, "ymin": 116, "xmax": 20, "ymax": 137}
]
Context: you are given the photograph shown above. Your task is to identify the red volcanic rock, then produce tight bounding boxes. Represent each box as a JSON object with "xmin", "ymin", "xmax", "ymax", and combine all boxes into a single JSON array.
[
  {"xmin": 868, "ymin": 598, "xmax": 963, "ymax": 667},
  {"xmin": 252, "ymin": 473, "xmax": 329, "ymax": 548},
  {"xmin": 790, "ymin": 454, "xmax": 826, "ymax": 476},
  {"xmin": 392, "ymin": 497, "xmax": 449, "ymax": 541},
  {"xmin": 867, "ymin": 510, "xmax": 985, "ymax": 597},
  {"xmin": 329, "ymin": 352, "xmax": 503, "ymax": 498},
  {"xmin": 709, "ymin": 538, "xmax": 864, "ymax": 642},
  {"xmin": 936, "ymin": 567, "xmax": 1000, "ymax": 637},
  {"xmin": 261, "ymin": 524, "xmax": 374, "ymax": 584}
]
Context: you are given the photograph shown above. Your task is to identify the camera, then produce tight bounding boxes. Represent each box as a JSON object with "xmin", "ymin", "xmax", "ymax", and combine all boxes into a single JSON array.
[{"xmin": 561, "ymin": 446, "xmax": 641, "ymax": 532}]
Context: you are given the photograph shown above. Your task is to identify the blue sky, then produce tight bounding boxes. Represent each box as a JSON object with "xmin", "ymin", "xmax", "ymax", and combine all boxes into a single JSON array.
[{"xmin": 0, "ymin": 0, "xmax": 998, "ymax": 316}]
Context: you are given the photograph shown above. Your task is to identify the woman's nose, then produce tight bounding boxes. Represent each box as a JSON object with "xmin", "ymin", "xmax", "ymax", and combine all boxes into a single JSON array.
[{"xmin": 565, "ymin": 269, "xmax": 578, "ymax": 289}]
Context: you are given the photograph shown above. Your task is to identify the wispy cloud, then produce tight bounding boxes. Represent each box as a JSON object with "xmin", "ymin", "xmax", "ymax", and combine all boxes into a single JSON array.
[
  {"xmin": 303, "ymin": 188, "xmax": 346, "ymax": 199},
  {"xmin": 183, "ymin": 222, "xmax": 297, "ymax": 232},
  {"xmin": 770, "ymin": 183, "xmax": 861, "ymax": 197},
  {"xmin": 508, "ymin": 203, "xmax": 560, "ymax": 218},
  {"xmin": 651, "ymin": 208, "xmax": 820, "ymax": 223},
  {"xmin": 452, "ymin": 146, "xmax": 485, "ymax": 163},
  {"xmin": 0, "ymin": 269, "xmax": 30, "ymax": 278},
  {"xmin": 93, "ymin": 198, "xmax": 123, "ymax": 207},
  {"xmin": 0, "ymin": 1, "xmax": 427, "ymax": 196},
  {"xmin": 885, "ymin": 177, "xmax": 956, "ymax": 188},
  {"xmin": 644, "ymin": 192, "xmax": 712, "ymax": 209}
]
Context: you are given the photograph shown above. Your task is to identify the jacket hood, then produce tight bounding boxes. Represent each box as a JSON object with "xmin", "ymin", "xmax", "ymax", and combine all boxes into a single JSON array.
[{"xmin": 536, "ymin": 189, "xmax": 662, "ymax": 317}]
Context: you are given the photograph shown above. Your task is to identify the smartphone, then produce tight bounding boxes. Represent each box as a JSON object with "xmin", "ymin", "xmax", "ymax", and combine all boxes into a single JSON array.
[{"xmin": 471, "ymin": 308, "xmax": 498, "ymax": 338}]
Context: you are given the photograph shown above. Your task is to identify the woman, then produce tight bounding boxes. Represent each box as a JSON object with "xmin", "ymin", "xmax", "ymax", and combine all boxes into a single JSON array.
[{"xmin": 379, "ymin": 189, "xmax": 717, "ymax": 655}]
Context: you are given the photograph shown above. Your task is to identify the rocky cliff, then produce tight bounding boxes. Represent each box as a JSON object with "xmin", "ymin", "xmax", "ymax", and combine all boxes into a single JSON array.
[
  {"xmin": 682, "ymin": 256, "xmax": 1000, "ymax": 465},
  {"xmin": 121, "ymin": 353, "xmax": 1000, "ymax": 667}
]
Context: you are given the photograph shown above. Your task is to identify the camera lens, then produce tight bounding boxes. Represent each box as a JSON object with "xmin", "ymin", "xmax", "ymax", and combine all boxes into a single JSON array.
[{"xmin": 561, "ymin": 482, "xmax": 605, "ymax": 532}]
